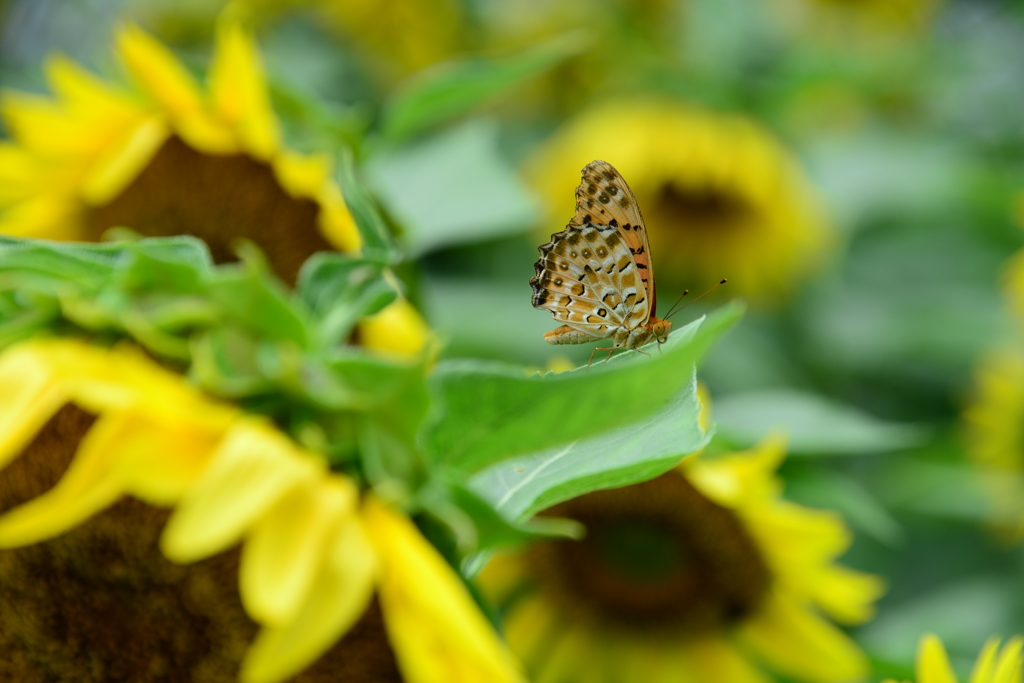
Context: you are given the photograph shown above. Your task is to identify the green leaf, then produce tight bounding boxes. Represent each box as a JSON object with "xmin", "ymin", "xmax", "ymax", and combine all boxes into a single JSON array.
[
  {"xmin": 469, "ymin": 370, "xmax": 707, "ymax": 521},
  {"xmin": 296, "ymin": 253, "xmax": 397, "ymax": 347},
  {"xmin": 423, "ymin": 302, "xmax": 743, "ymax": 474},
  {"xmin": 380, "ymin": 32, "xmax": 587, "ymax": 143},
  {"xmin": 0, "ymin": 237, "xmax": 119, "ymax": 284},
  {"xmin": 419, "ymin": 481, "xmax": 582, "ymax": 563},
  {"xmin": 345, "ymin": 354, "xmax": 432, "ymax": 486},
  {"xmin": 337, "ymin": 149, "xmax": 399, "ymax": 264},
  {"xmin": 113, "ymin": 237, "xmax": 212, "ymax": 293},
  {"xmin": 207, "ymin": 264, "xmax": 310, "ymax": 346},
  {"xmin": 366, "ymin": 120, "xmax": 537, "ymax": 256},
  {"xmin": 713, "ymin": 389, "xmax": 929, "ymax": 455}
]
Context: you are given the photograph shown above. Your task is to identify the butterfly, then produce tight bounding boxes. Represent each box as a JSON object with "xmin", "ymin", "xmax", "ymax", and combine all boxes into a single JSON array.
[{"xmin": 531, "ymin": 160, "xmax": 671, "ymax": 365}]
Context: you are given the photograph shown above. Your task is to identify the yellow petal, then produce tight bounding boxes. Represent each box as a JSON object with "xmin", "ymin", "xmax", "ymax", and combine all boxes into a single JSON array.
[
  {"xmin": 992, "ymin": 636, "xmax": 1024, "ymax": 683},
  {"xmin": 80, "ymin": 115, "xmax": 169, "ymax": 205},
  {"xmin": 502, "ymin": 593, "xmax": 560, "ymax": 669},
  {"xmin": 0, "ymin": 195, "xmax": 80, "ymax": 238},
  {"xmin": 317, "ymin": 186, "xmax": 362, "ymax": 251},
  {"xmin": 240, "ymin": 475, "xmax": 359, "ymax": 625},
  {"xmin": 532, "ymin": 627, "xmax": 595, "ymax": 683},
  {"xmin": 44, "ymin": 53, "xmax": 141, "ymax": 118},
  {"xmin": 0, "ymin": 342, "xmax": 73, "ymax": 471},
  {"xmin": 685, "ymin": 434, "xmax": 787, "ymax": 506},
  {"xmin": 0, "ymin": 142, "xmax": 47, "ymax": 202},
  {"xmin": 273, "ymin": 151, "xmax": 330, "ymax": 199},
  {"xmin": 116, "ymin": 23, "xmax": 203, "ymax": 119},
  {"xmin": 161, "ymin": 419, "xmax": 325, "ymax": 562},
  {"xmin": 115, "ymin": 412, "xmax": 227, "ymax": 505},
  {"xmin": 208, "ymin": 22, "xmax": 278, "ymax": 158},
  {"xmin": 686, "ymin": 636, "xmax": 774, "ymax": 683},
  {"xmin": 0, "ymin": 411, "xmax": 127, "ymax": 547},
  {"xmin": 180, "ymin": 115, "xmax": 242, "ymax": 153},
  {"xmin": 739, "ymin": 590, "xmax": 869, "ymax": 683},
  {"xmin": 358, "ymin": 297, "xmax": 432, "ymax": 359},
  {"xmin": 918, "ymin": 634, "xmax": 958, "ymax": 683},
  {"xmin": 812, "ymin": 564, "xmax": 887, "ymax": 625},
  {"xmin": 970, "ymin": 637, "xmax": 1002, "ymax": 683},
  {"xmin": 365, "ymin": 497, "xmax": 527, "ymax": 683},
  {"xmin": 240, "ymin": 515, "xmax": 377, "ymax": 683}
]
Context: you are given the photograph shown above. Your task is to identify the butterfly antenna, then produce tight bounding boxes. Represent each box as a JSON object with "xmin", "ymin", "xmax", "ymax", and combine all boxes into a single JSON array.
[
  {"xmin": 663, "ymin": 289, "xmax": 690, "ymax": 320},
  {"xmin": 665, "ymin": 279, "xmax": 728, "ymax": 321}
]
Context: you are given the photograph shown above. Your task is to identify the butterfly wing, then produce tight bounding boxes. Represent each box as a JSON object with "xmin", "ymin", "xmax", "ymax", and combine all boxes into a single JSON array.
[
  {"xmin": 530, "ymin": 221, "xmax": 648, "ymax": 338},
  {"xmin": 571, "ymin": 160, "xmax": 657, "ymax": 318}
]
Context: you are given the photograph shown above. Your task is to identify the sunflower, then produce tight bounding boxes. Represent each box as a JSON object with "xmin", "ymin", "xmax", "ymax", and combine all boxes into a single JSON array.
[
  {"xmin": 883, "ymin": 634, "xmax": 1024, "ymax": 683},
  {"xmin": 0, "ymin": 21, "xmax": 358, "ymax": 286},
  {"xmin": 771, "ymin": 0, "xmax": 940, "ymax": 43},
  {"xmin": 478, "ymin": 436, "xmax": 883, "ymax": 683},
  {"xmin": 962, "ymin": 347, "xmax": 1024, "ymax": 542},
  {"xmin": 0, "ymin": 337, "xmax": 524, "ymax": 683},
  {"xmin": 527, "ymin": 101, "xmax": 832, "ymax": 304},
  {"xmin": 0, "ymin": 21, "xmax": 432, "ymax": 353}
]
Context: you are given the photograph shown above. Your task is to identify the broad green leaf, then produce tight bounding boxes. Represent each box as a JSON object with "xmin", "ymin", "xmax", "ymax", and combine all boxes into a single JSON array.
[
  {"xmin": 871, "ymin": 456, "xmax": 993, "ymax": 522},
  {"xmin": 0, "ymin": 291, "xmax": 61, "ymax": 349},
  {"xmin": 296, "ymin": 253, "xmax": 397, "ymax": 347},
  {"xmin": 113, "ymin": 237, "xmax": 212, "ymax": 292},
  {"xmin": 469, "ymin": 369, "xmax": 707, "ymax": 521},
  {"xmin": 366, "ymin": 120, "xmax": 537, "ymax": 256},
  {"xmin": 422, "ymin": 481, "xmax": 582, "ymax": 560},
  {"xmin": 424, "ymin": 302, "xmax": 743, "ymax": 474},
  {"xmin": 0, "ymin": 236, "xmax": 119, "ymax": 283},
  {"xmin": 380, "ymin": 32, "xmax": 587, "ymax": 143},
  {"xmin": 337, "ymin": 148, "xmax": 399, "ymax": 264},
  {"xmin": 713, "ymin": 389, "xmax": 929, "ymax": 455},
  {"xmin": 346, "ymin": 354, "xmax": 431, "ymax": 485},
  {"xmin": 208, "ymin": 265, "xmax": 310, "ymax": 346}
]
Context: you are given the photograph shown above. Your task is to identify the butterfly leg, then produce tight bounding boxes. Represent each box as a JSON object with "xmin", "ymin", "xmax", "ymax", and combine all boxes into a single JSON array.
[{"xmin": 587, "ymin": 346, "xmax": 617, "ymax": 368}]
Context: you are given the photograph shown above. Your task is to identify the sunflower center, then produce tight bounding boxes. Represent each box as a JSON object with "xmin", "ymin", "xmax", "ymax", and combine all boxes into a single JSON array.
[
  {"xmin": 528, "ymin": 470, "xmax": 770, "ymax": 634},
  {"xmin": 652, "ymin": 184, "xmax": 753, "ymax": 233},
  {"xmin": 0, "ymin": 402, "xmax": 403, "ymax": 682},
  {"xmin": 81, "ymin": 136, "xmax": 333, "ymax": 285}
]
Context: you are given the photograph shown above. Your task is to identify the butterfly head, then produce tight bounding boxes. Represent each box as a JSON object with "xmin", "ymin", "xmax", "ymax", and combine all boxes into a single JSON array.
[{"xmin": 651, "ymin": 317, "xmax": 672, "ymax": 346}]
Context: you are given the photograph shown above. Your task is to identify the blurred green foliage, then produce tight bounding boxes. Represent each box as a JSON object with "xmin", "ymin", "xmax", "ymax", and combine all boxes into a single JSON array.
[{"xmin": 4, "ymin": 0, "xmax": 1024, "ymax": 679}]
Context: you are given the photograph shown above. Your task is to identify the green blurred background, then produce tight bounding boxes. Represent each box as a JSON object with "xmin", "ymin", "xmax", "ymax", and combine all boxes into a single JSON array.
[{"xmin": 3, "ymin": 0, "xmax": 1024, "ymax": 679}]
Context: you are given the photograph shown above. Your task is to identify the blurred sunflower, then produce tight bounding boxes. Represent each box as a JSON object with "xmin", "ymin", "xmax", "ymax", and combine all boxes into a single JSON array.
[
  {"xmin": 0, "ymin": 338, "xmax": 523, "ymax": 683},
  {"xmin": 773, "ymin": 0, "xmax": 940, "ymax": 42},
  {"xmin": 478, "ymin": 436, "xmax": 883, "ymax": 683},
  {"xmin": 883, "ymin": 634, "xmax": 1024, "ymax": 683},
  {"xmin": 528, "ymin": 101, "xmax": 832, "ymax": 304},
  {"xmin": 0, "ymin": 21, "xmax": 358, "ymax": 285},
  {"xmin": 1003, "ymin": 229, "xmax": 1024, "ymax": 326},
  {"xmin": 201, "ymin": 0, "xmax": 464, "ymax": 85},
  {"xmin": 962, "ymin": 347, "xmax": 1024, "ymax": 542}
]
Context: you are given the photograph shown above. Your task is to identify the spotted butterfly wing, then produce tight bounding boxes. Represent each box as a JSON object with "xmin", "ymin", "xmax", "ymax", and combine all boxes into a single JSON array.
[
  {"xmin": 531, "ymin": 161, "xmax": 669, "ymax": 356},
  {"xmin": 571, "ymin": 160, "xmax": 657, "ymax": 316},
  {"xmin": 531, "ymin": 220, "xmax": 646, "ymax": 340}
]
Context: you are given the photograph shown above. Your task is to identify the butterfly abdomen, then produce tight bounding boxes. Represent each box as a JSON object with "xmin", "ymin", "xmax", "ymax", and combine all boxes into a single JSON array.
[{"xmin": 543, "ymin": 324, "xmax": 600, "ymax": 345}]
